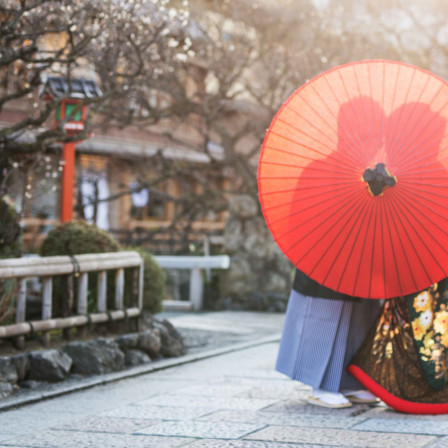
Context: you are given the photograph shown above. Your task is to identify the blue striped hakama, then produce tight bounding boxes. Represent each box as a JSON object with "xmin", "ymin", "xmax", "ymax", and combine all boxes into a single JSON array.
[{"xmin": 276, "ymin": 289, "xmax": 381, "ymax": 392}]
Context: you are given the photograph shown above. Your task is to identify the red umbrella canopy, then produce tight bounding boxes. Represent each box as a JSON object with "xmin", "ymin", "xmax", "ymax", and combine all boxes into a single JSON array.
[{"xmin": 258, "ymin": 60, "xmax": 448, "ymax": 299}]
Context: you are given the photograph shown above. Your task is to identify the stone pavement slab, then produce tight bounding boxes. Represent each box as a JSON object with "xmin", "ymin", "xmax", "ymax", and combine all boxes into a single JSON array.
[
  {"xmin": 262, "ymin": 399, "xmax": 372, "ymax": 416},
  {"xmin": 136, "ymin": 420, "xmax": 265, "ymax": 439},
  {"xmin": 199, "ymin": 410, "xmax": 367, "ymax": 429},
  {"xmin": 52, "ymin": 416, "xmax": 161, "ymax": 434},
  {"xmin": 244, "ymin": 425, "xmax": 436, "ymax": 447},
  {"xmin": 427, "ymin": 437, "xmax": 448, "ymax": 447},
  {"xmin": 1, "ymin": 311, "xmax": 448, "ymax": 447},
  {"xmin": 187, "ymin": 441, "xmax": 334, "ymax": 448},
  {"xmin": 0, "ymin": 431, "xmax": 190, "ymax": 448},
  {"xmin": 103, "ymin": 404, "xmax": 215, "ymax": 420},
  {"xmin": 134, "ymin": 394, "xmax": 279, "ymax": 411},
  {"xmin": 171, "ymin": 383, "xmax": 251, "ymax": 397},
  {"xmin": 352, "ymin": 417, "xmax": 448, "ymax": 435}
]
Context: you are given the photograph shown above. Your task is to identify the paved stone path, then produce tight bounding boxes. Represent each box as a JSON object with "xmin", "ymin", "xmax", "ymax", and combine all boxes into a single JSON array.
[{"xmin": 0, "ymin": 311, "xmax": 448, "ymax": 447}]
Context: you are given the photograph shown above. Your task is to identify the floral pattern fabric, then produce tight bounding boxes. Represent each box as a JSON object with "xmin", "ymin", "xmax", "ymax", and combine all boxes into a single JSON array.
[{"xmin": 408, "ymin": 279, "xmax": 448, "ymax": 390}]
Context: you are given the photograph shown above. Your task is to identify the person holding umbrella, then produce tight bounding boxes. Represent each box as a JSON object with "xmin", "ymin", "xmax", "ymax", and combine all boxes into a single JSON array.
[
  {"xmin": 276, "ymin": 268, "xmax": 380, "ymax": 408},
  {"xmin": 258, "ymin": 60, "xmax": 448, "ymax": 411}
]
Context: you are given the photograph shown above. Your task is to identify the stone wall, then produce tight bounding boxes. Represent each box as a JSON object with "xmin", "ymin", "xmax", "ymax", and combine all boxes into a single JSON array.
[
  {"xmin": 0, "ymin": 315, "xmax": 185, "ymax": 399},
  {"xmin": 220, "ymin": 195, "xmax": 292, "ymax": 311}
]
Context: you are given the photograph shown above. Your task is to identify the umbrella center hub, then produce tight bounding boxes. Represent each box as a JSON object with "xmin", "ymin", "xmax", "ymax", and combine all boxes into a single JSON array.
[{"xmin": 363, "ymin": 163, "xmax": 397, "ymax": 196}]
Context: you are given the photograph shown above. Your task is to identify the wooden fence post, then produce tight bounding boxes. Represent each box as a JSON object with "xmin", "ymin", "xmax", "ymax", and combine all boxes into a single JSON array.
[
  {"xmin": 97, "ymin": 271, "xmax": 107, "ymax": 313},
  {"xmin": 15, "ymin": 278, "xmax": 27, "ymax": 349},
  {"xmin": 77, "ymin": 273, "xmax": 88, "ymax": 337},
  {"xmin": 41, "ymin": 276, "xmax": 53, "ymax": 346}
]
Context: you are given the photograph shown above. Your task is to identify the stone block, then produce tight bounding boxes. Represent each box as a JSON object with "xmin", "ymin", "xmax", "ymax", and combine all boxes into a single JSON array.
[
  {"xmin": 136, "ymin": 394, "xmax": 278, "ymax": 411},
  {"xmin": 200, "ymin": 409, "xmax": 367, "ymax": 429},
  {"xmin": 53, "ymin": 416, "xmax": 157, "ymax": 434},
  {"xmin": 188, "ymin": 441, "xmax": 323, "ymax": 448},
  {"xmin": 0, "ymin": 356, "xmax": 18, "ymax": 384},
  {"xmin": 0, "ymin": 380, "xmax": 13, "ymax": 398},
  {"xmin": 353, "ymin": 418, "xmax": 448, "ymax": 436},
  {"xmin": 136, "ymin": 420, "xmax": 264, "ymax": 439},
  {"xmin": 262, "ymin": 399, "xmax": 370, "ymax": 416},
  {"xmin": 104, "ymin": 405, "xmax": 214, "ymax": 421},
  {"xmin": 151, "ymin": 320, "xmax": 186, "ymax": 357},
  {"xmin": 124, "ymin": 349, "xmax": 151, "ymax": 366},
  {"xmin": 3, "ymin": 431, "xmax": 188, "ymax": 447},
  {"xmin": 28, "ymin": 349, "xmax": 72, "ymax": 382},
  {"xmin": 11, "ymin": 353, "xmax": 29, "ymax": 381},
  {"xmin": 63, "ymin": 338, "xmax": 124, "ymax": 374},
  {"xmin": 138, "ymin": 329, "xmax": 161, "ymax": 358},
  {"xmin": 115, "ymin": 334, "xmax": 139, "ymax": 350},
  {"xmin": 245, "ymin": 425, "xmax": 435, "ymax": 447}
]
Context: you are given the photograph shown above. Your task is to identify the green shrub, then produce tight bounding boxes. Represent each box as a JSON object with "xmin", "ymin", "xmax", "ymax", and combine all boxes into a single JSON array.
[
  {"xmin": 41, "ymin": 223, "xmax": 166, "ymax": 316},
  {"xmin": 41, "ymin": 221, "xmax": 121, "ymax": 316},
  {"xmin": 0, "ymin": 198, "xmax": 21, "ymax": 324},
  {"xmin": 41, "ymin": 221, "xmax": 120, "ymax": 256},
  {"xmin": 0, "ymin": 197, "xmax": 21, "ymax": 259},
  {"xmin": 124, "ymin": 247, "xmax": 166, "ymax": 314}
]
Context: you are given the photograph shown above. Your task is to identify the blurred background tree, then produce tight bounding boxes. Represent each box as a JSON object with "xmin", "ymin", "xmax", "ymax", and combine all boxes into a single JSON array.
[{"xmin": 1, "ymin": 0, "xmax": 448, "ymax": 248}]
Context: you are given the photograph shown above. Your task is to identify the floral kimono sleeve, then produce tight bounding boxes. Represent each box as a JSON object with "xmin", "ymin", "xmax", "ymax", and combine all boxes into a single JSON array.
[{"xmin": 408, "ymin": 279, "xmax": 448, "ymax": 390}]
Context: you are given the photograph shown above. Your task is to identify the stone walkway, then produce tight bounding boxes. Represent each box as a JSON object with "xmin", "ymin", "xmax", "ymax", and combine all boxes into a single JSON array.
[{"xmin": 0, "ymin": 311, "xmax": 447, "ymax": 447}]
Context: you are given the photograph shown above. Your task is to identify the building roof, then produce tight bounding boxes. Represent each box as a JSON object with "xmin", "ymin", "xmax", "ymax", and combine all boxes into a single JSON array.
[{"xmin": 41, "ymin": 76, "xmax": 102, "ymax": 100}]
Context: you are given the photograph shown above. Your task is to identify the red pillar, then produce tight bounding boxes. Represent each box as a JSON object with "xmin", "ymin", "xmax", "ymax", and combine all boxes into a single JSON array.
[{"xmin": 60, "ymin": 141, "xmax": 76, "ymax": 222}]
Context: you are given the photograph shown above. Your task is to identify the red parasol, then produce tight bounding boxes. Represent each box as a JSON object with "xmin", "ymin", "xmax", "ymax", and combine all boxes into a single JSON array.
[{"xmin": 258, "ymin": 60, "xmax": 448, "ymax": 299}]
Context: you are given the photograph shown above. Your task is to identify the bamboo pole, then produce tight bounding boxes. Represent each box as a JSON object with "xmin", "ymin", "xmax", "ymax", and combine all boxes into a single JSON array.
[{"xmin": 0, "ymin": 308, "xmax": 140, "ymax": 338}]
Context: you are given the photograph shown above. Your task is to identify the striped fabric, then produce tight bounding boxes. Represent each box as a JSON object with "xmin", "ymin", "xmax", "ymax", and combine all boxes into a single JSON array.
[{"xmin": 276, "ymin": 290, "xmax": 381, "ymax": 392}]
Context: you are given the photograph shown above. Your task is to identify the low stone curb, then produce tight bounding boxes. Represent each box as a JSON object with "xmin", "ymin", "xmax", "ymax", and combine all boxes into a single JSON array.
[{"xmin": 0, "ymin": 333, "xmax": 281, "ymax": 412}]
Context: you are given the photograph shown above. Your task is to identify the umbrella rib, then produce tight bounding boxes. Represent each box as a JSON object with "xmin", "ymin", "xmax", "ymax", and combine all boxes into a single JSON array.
[
  {"xmin": 380, "ymin": 199, "xmax": 388, "ymax": 298},
  {"xmin": 400, "ymin": 178, "xmax": 448, "ymax": 186},
  {"xmin": 309, "ymin": 81, "xmax": 367, "ymax": 161},
  {"xmin": 260, "ymin": 157, "xmax": 356, "ymax": 176},
  {"xmin": 268, "ymin": 129, "xmax": 332, "ymax": 159},
  {"xmin": 398, "ymin": 182, "xmax": 448, "ymax": 205},
  {"xmin": 383, "ymin": 194, "xmax": 411, "ymax": 295},
  {"xmin": 392, "ymin": 83, "xmax": 448, "ymax": 166},
  {"xmin": 368, "ymin": 198, "xmax": 380, "ymax": 298},
  {"xmin": 399, "ymin": 153, "xmax": 448, "ymax": 175},
  {"xmin": 388, "ymin": 73, "xmax": 431, "ymax": 164},
  {"xmin": 396, "ymin": 109, "xmax": 448, "ymax": 171},
  {"xmin": 381, "ymin": 62, "xmax": 386, "ymax": 159},
  {"xmin": 303, "ymin": 83, "xmax": 367, "ymax": 166},
  {"xmin": 260, "ymin": 175, "xmax": 354, "ymax": 181},
  {"xmin": 289, "ymin": 188, "xmax": 367, "ymax": 267},
  {"xmin": 311, "ymin": 194, "xmax": 371, "ymax": 287},
  {"xmin": 260, "ymin": 180, "xmax": 355, "ymax": 197},
  {"xmin": 391, "ymin": 111, "xmax": 448, "ymax": 173},
  {"xmin": 389, "ymin": 189, "xmax": 443, "ymax": 285},
  {"xmin": 261, "ymin": 183, "xmax": 356, "ymax": 214},
  {"xmin": 276, "ymin": 187, "xmax": 362, "ymax": 251},
  {"xmin": 397, "ymin": 140, "xmax": 448, "ymax": 175},
  {"xmin": 276, "ymin": 111, "xmax": 361, "ymax": 168},
  {"xmin": 336, "ymin": 70, "xmax": 371, "ymax": 159},
  {"xmin": 349, "ymin": 196, "xmax": 377, "ymax": 297},
  {"xmin": 353, "ymin": 64, "xmax": 377, "ymax": 163},
  {"xmin": 396, "ymin": 190, "xmax": 448, "ymax": 279},
  {"xmin": 387, "ymin": 68, "xmax": 417, "ymax": 161},
  {"xmin": 383, "ymin": 192, "xmax": 418, "ymax": 294},
  {"xmin": 384, "ymin": 63, "xmax": 401, "ymax": 160},
  {"xmin": 262, "ymin": 144, "xmax": 324, "ymax": 162},
  {"xmin": 393, "ymin": 187, "xmax": 448, "ymax": 241},
  {"xmin": 389, "ymin": 82, "xmax": 444, "ymax": 166},
  {"xmin": 267, "ymin": 184, "xmax": 360, "ymax": 228},
  {"xmin": 334, "ymin": 198, "xmax": 373, "ymax": 294},
  {"xmin": 367, "ymin": 65, "xmax": 379, "ymax": 164},
  {"xmin": 262, "ymin": 144, "xmax": 358, "ymax": 175}
]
